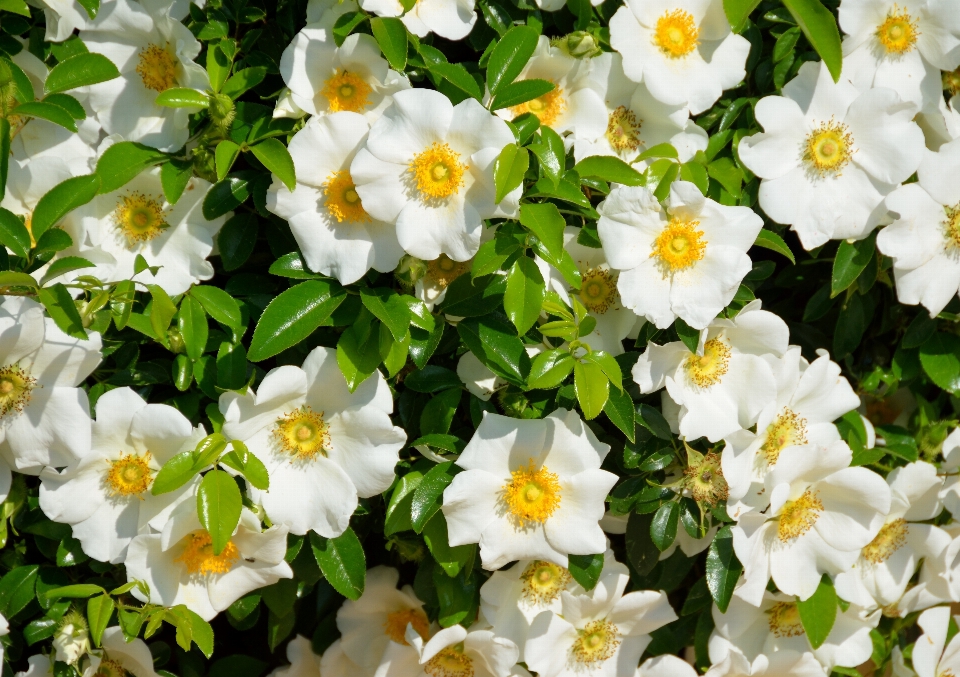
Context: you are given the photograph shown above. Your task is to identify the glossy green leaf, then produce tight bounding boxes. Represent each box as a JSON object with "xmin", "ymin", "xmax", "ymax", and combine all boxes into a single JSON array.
[
  {"xmin": 197, "ymin": 470, "xmax": 243, "ymax": 556},
  {"xmin": 493, "ymin": 143, "xmax": 529, "ymax": 205},
  {"xmin": 527, "ymin": 348, "xmax": 575, "ymax": 389},
  {"xmin": 44, "ymin": 53, "xmax": 120, "ymax": 94},
  {"xmin": 574, "ymin": 359, "xmax": 609, "ymax": 420},
  {"xmin": 504, "ymin": 257, "xmax": 545, "ymax": 335},
  {"xmin": 457, "ymin": 314, "xmax": 530, "ymax": 386},
  {"xmin": 574, "ymin": 155, "xmax": 645, "ymax": 186},
  {"xmin": 310, "ymin": 529, "xmax": 366, "ymax": 600},
  {"xmin": 486, "ymin": 25, "xmax": 539, "ymax": 95},
  {"xmin": 249, "ymin": 138, "xmax": 296, "ymax": 192},
  {"xmin": 831, "ymin": 232, "xmax": 876, "ymax": 297},
  {"xmin": 87, "ymin": 594, "xmax": 114, "ymax": 647},
  {"xmin": 706, "ymin": 525, "xmax": 742, "ymax": 613},
  {"xmin": 753, "ymin": 229, "xmax": 796, "ymax": 264},
  {"xmin": 190, "ymin": 285, "xmax": 243, "ymax": 332},
  {"xmin": 519, "ymin": 202, "xmax": 565, "ymax": 260},
  {"xmin": 489, "ymin": 78, "xmax": 555, "ymax": 111},
  {"xmin": 155, "ymin": 88, "xmax": 210, "ymax": 108},
  {"xmin": 781, "ymin": 0, "xmax": 843, "ymax": 81},
  {"xmin": 650, "ymin": 501, "xmax": 679, "ymax": 551},
  {"xmin": 13, "ymin": 101, "xmax": 77, "ymax": 132},
  {"xmin": 38, "ymin": 284, "xmax": 86, "ymax": 340},
  {"xmin": 0, "ymin": 207, "xmax": 30, "ymax": 258},
  {"xmin": 797, "ymin": 576, "xmax": 837, "ymax": 649},
  {"xmin": 95, "ymin": 141, "xmax": 168, "ymax": 194},
  {"xmin": 360, "ymin": 288, "xmax": 412, "ymax": 342},
  {"xmin": 30, "ymin": 174, "xmax": 101, "ymax": 240},
  {"xmin": 370, "ymin": 17, "xmax": 408, "ymax": 72},
  {"xmin": 249, "ymin": 280, "xmax": 346, "ymax": 360},
  {"xmin": 920, "ymin": 333, "xmax": 960, "ymax": 395}
]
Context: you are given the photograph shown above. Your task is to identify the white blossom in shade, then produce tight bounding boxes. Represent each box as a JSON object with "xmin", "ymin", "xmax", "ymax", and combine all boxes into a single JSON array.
[
  {"xmin": 731, "ymin": 441, "xmax": 891, "ymax": 606},
  {"xmin": 637, "ymin": 655, "xmax": 697, "ymax": 677},
  {"xmin": 124, "ymin": 502, "xmax": 293, "ymax": 621},
  {"xmin": 77, "ymin": 165, "xmax": 227, "ymax": 295},
  {"xmin": 876, "ymin": 137, "xmax": 960, "ymax": 317},
  {"xmin": 220, "ymin": 346, "xmax": 406, "ymax": 537},
  {"xmin": 0, "ymin": 613, "xmax": 6, "ymax": 665},
  {"xmin": 0, "ymin": 297, "xmax": 101, "ymax": 472},
  {"xmin": 336, "ymin": 566, "xmax": 431, "ymax": 674},
  {"xmin": 917, "ymin": 94, "xmax": 960, "ymax": 149},
  {"xmin": 834, "ymin": 462, "xmax": 949, "ymax": 610},
  {"xmin": 15, "ymin": 655, "xmax": 53, "ymax": 677},
  {"xmin": 351, "ymin": 88, "xmax": 521, "ymax": 262},
  {"xmin": 700, "ymin": 650, "xmax": 827, "ymax": 677},
  {"xmin": 1, "ymin": 156, "xmax": 81, "ymax": 248},
  {"xmin": 573, "ymin": 51, "xmax": 707, "ymax": 164},
  {"xmin": 359, "ymin": 0, "xmax": 476, "ymax": 41},
  {"xmin": 320, "ymin": 640, "xmax": 366, "ymax": 677},
  {"xmin": 80, "ymin": 0, "xmax": 210, "ymax": 152},
  {"xmin": 939, "ymin": 428, "xmax": 960, "ymax": 516},
  {"xmin": 838, "ymin": 0, "xmax": 960, "ymax": 111},
  {"xmin": 738, "ymin": 61, "xmax": 924, "ymax": 250},
  {"xmin": 458, "ymin": 351, "xmax": 503, "ymax": 401},
  {"xmin": 608, "ymin": 0, "xmax": 750, "ymax": 114},
  {"xmin": 658, "ymin": 524, "xmax": 718, "ymax": 560},
  {"xmin": 536, "ymin": 227, "xmax": 644, "ymax": 357},
  {"xmin": 597, "ymin": 181, "xmax": 763, "ymax": 331},
  {"xmin": 911, "ymin": 606, "xmax": 960, "ymax": 677},
  {"xmin": 722, "ymin": 345, "xmax": 860, "ymax": 517},
  {"xmin": 524, "ymin": 564, "xmax": 677, "ymax": 677},
  {"xmin": 279, "ymin": 27, "xmax": 410, "ymax": 123},
  {"xmin": 267, "ymin": 635, "xmax": 322, "ymax": 677},
  {"xmin": 38, "ymin": 387, "xmax": 204, "ymax": 563},
  {"xmin": 495, "ymin": 36, "xmax": 606, "ymax": 141},
  {"xmin": 34, "ymin": 0, "xmax": 199, "ymax": 42},
  {"xmin": 376, "ymin": 623, "xmax": 519, "ymax": 677},
  {"xmin": 307, "ymin": 0, "xmax": 362, "ymax": 28},
  {"xmin": 710, "ymin": 593, "xmax": 876, "ymax": 672},
  {"xmin": 480, "ymin": 551, "xmax": 627, "ymax": 660},
  {"xmin": 81, "ymin": 627, "xmax": 161, "ymax": 677},
  {"xmin": 267, "ymin": 112, "xmax": 404, "ymax": 285},
  {"xmin": 632, "ymin": 301, "xmax": 789, "ymax": 442},
  {"xmin": 442, "ymin": 409, "xmax": 617, "ymax": 570}
]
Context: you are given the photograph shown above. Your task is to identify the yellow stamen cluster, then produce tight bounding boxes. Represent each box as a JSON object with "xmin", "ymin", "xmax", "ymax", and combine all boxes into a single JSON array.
[
  {"xmin": 876, "ymin": 6, "xmax": 919, "ymax": 55},
  {"xmin": 945, "ymin": 68, "xmax": 960, "ymax": 96},
  {"xmin": 114, "ymin": 193, "xmax": 169, "ymax": 246},
  {"xmin": 175, "ymin": 531, "xmax": 240, "ymax": 576},
  {"xmin": 520, "ymin": 560, "xmax": 572, "ymax": 604},
  {"xmin": 501, "ymin": 461, "xmax": 561, "ymax": 527},
  {"xmin": 767, "ymin": 602, "xmax": 805, "ymax": 638},
  {"xmin": 684, "ymin": 338, "xmax": 730, "ymax": 388},
  {"xmin": 760, "ymin": 408, "xmax": 808, "ymax": 465},
  {"xmin": 571, "ymin": 619, "xmax": 621, "ymax": 665},
  {"xmin": 137, "ymin": 44, "xmax": 178, "ymax": 92},
  {"xmin": 653, "ymin": 10, "xmax": 700, "ymax": 58},
  {"xmin": 605, "ymin": 106, "xmax": 642, "ymax": 153},
  {"xmin": 862, "ymin": 518, "xmax": 908, "ymax": 563},
  {"xmin": 273, "ymin": 405, "xmax": 332, "ymax": 460},
  {"xmin": 0, "ymin": 364, "xmax": 35, "ymax": 418},
  {"xmin": 683, "ymin": 452, "xmax": 728, "ymax": 505},
  {"xmin": 321, "ymin": 70, "xmax": 373, "ymax": 113},
  {"xmin": 578, "ymin": 268, "xmax": 619, "ymax": 314},
  {"xmin": 651, "ymin": 218, "xmax": 707, "ymax": 274},
  {"xmin": 383, "ymin": 608, "xmax": 431, "ymax": 645},
  {"xmin": 93, "ymin": 658, "xmax": 129, "ymax": 677},
  {"xmin": 512, "ymin": 83, "xmax": 566, "ymax": 127},
  {"xmin": 943, "ymin": 204, "xmax": 960, "ymax": 250},
  {"xmin": 777, "ymin": 489, "xmax": 823, "ymax": 542},
  {"xmin": 409, "ymin": 143, "xmax": 468, "ymax": 201},
  {"xmin": 324, "ymin": 170, "xmax": 370, "ymax": 223},
  {"xmin": 104, "ymin": 452, "xmax": 154, "ymax": 498},
  {"xmin": 425, "ymin": 646, "xmax": 474, "ymax": 677},
  {"xmin": 427, "ymin": 255, "xmax": 471, "ymax": 289},
  {"xmin": 803, "ymin": 120, "xmax": 854, "ymax": 176}
]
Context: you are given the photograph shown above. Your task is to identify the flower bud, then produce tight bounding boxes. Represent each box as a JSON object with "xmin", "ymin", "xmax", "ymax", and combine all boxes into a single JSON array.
[
  {"xmin": 395, "ymin": 254, "xmax": 428, "ymax": 288},
  {"xmin": 53, "ymin": 611, "xmax": 90, "ymax": 665},
  {"xmin": 683, "ymin": 450, "xmax": 728, "ymax": 506},
  {"xmin": 554, "ymin": 32, "xmax": 602, "ymax": 59}
]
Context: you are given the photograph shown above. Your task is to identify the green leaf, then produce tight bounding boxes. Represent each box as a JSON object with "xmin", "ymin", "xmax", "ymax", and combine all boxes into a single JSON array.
[
  {"xmin": 567, "ymin": 554, "xmax": 604, "ymax": 591},
  {"xmin": 650, "ymin": 501, "xmax": 679, "ymax": 551},
  {"xmin": 76, "ymin": 0, "xmax": 99, "ymax": 19},
  {"xmin": 529, "ymin": 125, "xmax": 565, "ymax": 187},
  {"xmin": 220, "ymin": 446, "xmax": 270, "ymax": 491},
  {"xmin": 217, "ymin": 341, "xmax": 248, "ymax": 391},
  {"xmin": 574, "ymin": 359, "xmax": 609, "ymax": 420},
  {"xmin": 31, "ymin": 174, "xmax": 101, "ymax": 241},
  {"xmin": 457, "ymin": 314, "xmax": 530, "ymax": 387},
  {"xmin": 207, "ymin": 44, "xmax": 232, "ymax": 93},
  {"xmin": 519, "ymin": 202, "xmax": 565, "ymax": 260},
  {"xmin": 217, "ymin": 213, "xmax": 258, "ymax": 272},
  {"xmin": 574, "ymin": 156, "xmax": 645, "ymax": 186},
  {"xmin": 753, "ymin": 229, "xmax": 795, "ymax": 264},
  {"xmin": 216, "ymin": 140, "xmax": 241, "ymax": 180},
  {"xmin": 0, "ymin": 119, "xmax": 8, "ymax": 202},
  {"xmin": 221, "ymin": 67, "xmax": 268, "ymax": 100},
  {"xmin": 268, "ymin": 252, "xmax": 325, "ymax": 279},
  {"xmin": 155, "ymin": 88, "xmax": 210, "ymax": 108},
  {"xmin": 0, "ymin": 207, "xmax": 30, "ymax": 258},
  {"xmin": 603, "ymin": 385, "xmax": 636, "ymax": 442},
  {"xmin": 504, "ymin": 257, "xmax": 545, "ymax": 335},
  {"xmin": 369, "ymin": 17, "xmax": 408, "ymax": 72},
  {"xmin": 652, "ymin": 161, "xmax": 680, "ymax": 201},
  {"xmin": 0, "ymin": 271, "xmax": 38, "ymax": 292},
  {"xmin": 797, "ymin": 576, "xmax": 837, "ymax": 649},
  {"xmin": 831, "ymin": 232, "xmax": 876, "ymax": 297},
  {"xmin": 405, "ymin": 366, "xmax": 462, "ymax": 393},
  {"xmin": 637, "ymin": 143, "xmax": 679, "ymax": 161},
  {"xmin": 527, "ymin": 348, "xmax": 575, "ymax": 389},
  {"xmin": 428, "ymin": 62, "xmax": 482, "ymax": 100},
  {"xmin": 410, "ymin": 461, "xmax": 459, "ymax": 533},
  {"xmin": 0, "ymin": 0, "xmax": 31, "ymax": 16},
  {"xmin": 423, "ymin": 511, "xmax": 473, "ymax": 577},
  {"xmin": 161, "ymin": 158, "xmax": 193, "ymax": 205},
  {"xmin": 310, "ymin": 529, "xmax": 366, "ymax": 600},
  {"xmin": 44, "ymin": 53, "xmax": 120, "ymax": 94},
  {"xmin": 42, "ymin": 584, "xmax": 105, "ymax": 601},
  {"xmin": 250, "ymin": 138, "xmax": 296, "ymax": 192},
  {"xmin": 582, "ymin": 350, "xmax": 622, "ymax": 389},
  {"xmin": 149, "ymin": 284, "xmax": 177, "ymax": 339},
  {"xmin": 419, "ymin": 387, "xmax": 461, "ymax": 436},
  {"xmin": 706, "ymin": 525, "xmax": 742, "ymax": 613},
  {"xmin": 87, "ymin": 594, "xmax": 114, "ymax": 647},
  {"xmin": 675, "ymin": 318, "xmax": 701, "ymax": 354},
  {"xmin": 152, "ymin": 451, "xmax": 203, "ymax": 495},
  {"xmin": 489, "ymin": 78, "xmax": 555, "ymax": 111},
  {"xmin": 249, "ymin": 280, "xmax": 346, "ymax": 361},
  {"xmin": 493, "ymin": 143, "xmax": 529, "ymax": 205},
  {"xmin": 438, "ymin": 273, "xmax": 507, "ymax": 317},
  {"xmin": 95, "ymin": 141, "xmax": 168, "ymax": 194},
  {"xmin": 197, "ymin": 470, "xmax": 243, "ymax": 556},
  {"xmin": 781, "ymin": 0, "xmax": 843, "ymax": 81},
  {"xmin": 723, "ymin": 0, "xmax": 762, "ymax": 29},
  {"xmin": 190, "ymin": 285, "xmax": 243, "ymax": 332},
  {"xmin": 337, "ymin": 322, "xmax": 382, "ymax": 391},
  {"xmin": 486, "ymin": 25, "xmax": 539, "ymax": 96},
  {"xmin": 625, "ymin": 512, "xmax": 660, "ymax": 576},
  {"xmin": 203, "ymin": 175, "xmax": 252, "ymax": 220},
  {"xmin": 38, "ymin": 284, "xmax": 86, "ymax": 340},
  {"xmin": 360, "ymin": 288, "xmax": 412, "ymax": 341},
  {"xmin": 177, "ymin": 296, "xmax": 208, "ymax": 361},
  {"xmin": 920, "ymin": 333, "xmax": 960, "ymax": 394},
  {"xmin": 0, "ymin": 565, "xmax": 39, "ymax": 618},
  {"xmin": 12, "ymin": 101, "xmax": 78, "ymax": 132}
]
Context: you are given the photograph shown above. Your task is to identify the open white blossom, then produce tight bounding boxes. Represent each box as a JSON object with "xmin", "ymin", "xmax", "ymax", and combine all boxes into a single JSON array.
[
  {"xmin": 376, "ymin": 624, "xmax": 519, "ymax": 677},
  {"xmin": 82, "ymin": 627, "xmax": 161, "ymax": 677},
  {"xmin": 940, "ymin": 428, "xmax": 960, "ymax": 517},
  {"xmin": 360, "ymin": 0, "xmax": 477, "ymax": 40},
  {"xmin": 912, "ymin": 606, "xmax": 960, "ymax": 677},
  {"xmin": 267, "ymin": 635, "xmax": 322, "ymax": 677},
  {"xmin": 701, "ymin": 650, "xmax": 826, "ymax": 677}
]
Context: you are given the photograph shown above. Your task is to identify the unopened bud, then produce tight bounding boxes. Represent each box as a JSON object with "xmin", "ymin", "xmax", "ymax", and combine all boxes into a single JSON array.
[
  {"xmin": 554, "ymin": 32, "xmax": 602, "ymax": 59},
  {"xmin": 53, "ymin": 610, "xmax": 90, "ymax": 665},
  {"xmin": 395, "ymin": 254, "xmax": 428, "ymax": 288}
]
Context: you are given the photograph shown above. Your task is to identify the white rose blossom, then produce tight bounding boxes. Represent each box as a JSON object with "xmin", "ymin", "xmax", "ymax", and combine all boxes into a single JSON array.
[
  {"xmin": 912, "ymin": 606, "xmax": 960, "ymax": 677},
  {"xmin": 376, "ymin": 624, "xmax": 519, "ymax": 677},
  {"xmin": 360, "ymin": 0, "xmax": 477, "ymax": 41},
  {"xmin": 81, "ymin": 627, "xmax": 161, "ymax": 677}
]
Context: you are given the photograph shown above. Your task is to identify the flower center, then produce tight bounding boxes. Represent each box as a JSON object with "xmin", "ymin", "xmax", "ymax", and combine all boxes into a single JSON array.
[
  {"xmin": 425, "ymin": 646, "xmax": 473, "ymax": 677},
  {"xmin": 512, "ymin": 83, "xmax": 565, "ymax": 127},
  {"xmin": 174, "ymin": 531, "xmax": 240, "ymax": 576},
  {"xmin": 777, "ymin": 489, "xmax": 823, "ymax": 542},
  {"xmin": 324, "ymin": 170, "xmax": 370, "ymax": 223},
  {"xmin": 803, "ymin": 120, "xmax": 854, "ymax": 176},
  {"xmin": 571, "ymin": 619, "xmax": 621, "ymax": 665},
  {"xmin": 651, "ymin": 218, "xmax": 707, "ymax": 274},
  {"xmin": 427, "ymin": 255, "xmax": 470, "ymax": 289},
  {"xmin": 273, "ymin": 405, "xmax": 331, "ymax": 460},
  {"xmin": 943, "ymin": 204, "xmax": 960, "ymax": 250},
  {"xmin": 520, "ymin": 560, "xmax": 572, "ymax": 604},
  {"xmin": 862, "ymin": 518, "xmax": 908, "ymax": 563},
  {"xmin": 760, "ymin": 408, "xmax": 808, "ymax": 465},
  {"xmin": 502, "ymin": 461, "xmax": 561, "ymax": 526},
  {"xmin": 94, "ymin": 658, "xmax": 129, "ymax": 677},
  {"xmin": 605, "ymin": 106, "xmax": 642, "ymax": 153},
  {"xmin": 410, "ymin": 143, "xmax": 468, "ymax": 201},
  {"xmin": 383, "ymin": 608, "xmax": 430, "ymax": 645},
  {"xmin": 578, "ymin": 268, "xmax": 619, "ymax": 314},
  {"xmin": 876, "ymin": 6, "xmax": 918, "ymax": 55},
  {"xmin": 321, "ymin": 70, "xmax": 373, "ymax": 113},
  {"xmin": 945, "ymin": 68, "xmax": 960, "ymax": 96},
  {"xmin": 0, "ymin": 364, "xmax": 35, "ymax": 418},
  {"xmin": 105, "ymin": 452, "xmax": 154, "ymax": 498},
  {"xmin": 654, "ymin": 10, "xmax": 700, "ymax": 58},
  {"xmin": 137, "ymin": 44, "xmax": 178, "ymax": 92},
  {"xmin": 683, "ymin": 452, "xmax": 728, "ymax": 505},
  {"xmin": 114, "ymin": 192, "xmax": 168, "ymax": 246},
  {"xmin": 767, "ymin": 602, "xmax": 804, "ymax": 638},
  {"xmin": 684, "ymin": 337, "xmax": 730, "ymax": 388}
]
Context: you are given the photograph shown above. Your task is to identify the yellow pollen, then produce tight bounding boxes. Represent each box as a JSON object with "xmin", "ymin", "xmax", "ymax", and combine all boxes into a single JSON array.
[
  {"xmin": 654, "ymin": 10, "xmax": 700, "ymax": 58},
  {"xmin": 578, "ymin": 268, "xmax": 619, "ymax": 314},
  {"xmin": 876, "ymin": 6, "xmax": 919, "ymax": 55},
  {"xmin": 502, "ymin": 461, "xmax": 561, "ymax": 526},
  {"xmin": 93, "ymin": 658, "xmax": 129, "ymax": 677},
  {"xmin": 803, "ymin": 120, "xmax": 854, "ymax": 176},
  {"xmin": 427, "ymin": 255, "xmax": 470, "ymax": 289},
  {"xmin": 520, "ymin": 560, "xmax": 572, "ymax": 604},
  {"xmin": 760, "ymin": 408, "xmax": 808, "ymax": 465},
  {"xmin": 651, "ymin": 218, "xmax": 707, "ymax": 274},
  {"xmin": 321, "ymin": 70, "xmax": 373, "ymax": 112},
  {"xmin": 684, "ymin": 337, "xmax": 730, "ymax": 388},
  {"xmin": 114, "ymin": 192, "xmax": 169, "ymax": 246},
  {"xmin": 862, "ymin": 518, "xmax": 908, "ymax": 563},
  {"xmin": 273, "ymin": 405, "xmax": 331, "ymax": 460},
  {"xmin": 511, "ymin": 82, "xmax": 565, "ymax": 127},
  {"xmin": 174, "ymin": 531, "xmax": 240, "ymax": 576},
  {"xmin": 943, "ymin": 204, "xmax": 960, "ymax": 250},
  {"xmin": 605, "ymin": 106, "xmax": 642, "ymax": 154},
  {"xmin": 136, "ymin": 44, "xmax": 178, "ymax": 92},
  {"xmin": 324, "ymin": 170, "xmax": 370, "ymax": 223},
  {"xmin": 0, "ymin": 363, "xmax": 35, "ymax": 417},
  {"xmin": 105, "ymin": 452, "xmax": 154, "ymax": 498},
  {"xmin": 425, "ymin": 646, "xmax": 473, "ymax": 677},
  {"xmin": 409, "ymin": 143, "xmax": 468, "ymax": 201},
  {"xmin": 777, "ymin": 489, "xmax": 823, "ymax": 542},
  {"xmin": 571, "ymin": 620, "xmax": 621, "ymax": 665},
  {"xmin": 767, "ymin": 602, "xmax": 805, "ymax": 638},
  {"xmin": 383, "ymin": 608, "xmax": 430, "ymax": 645}
]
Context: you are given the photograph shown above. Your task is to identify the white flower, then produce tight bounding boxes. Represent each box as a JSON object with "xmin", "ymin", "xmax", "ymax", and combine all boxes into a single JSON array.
[
  {"xmin": 308, "ymin": 0, "xmax": 362, "ymax": 26},
  {"xmin": 876, "ymin": 136, "xmax": 960, "ymax": 317},
  {"xmin": 912, "ymin": 606, "xmax": 960, "ymax": 677},
  {"xmin": 637, "ymin": 655, "xmax": 697, "ymax": 677},
  {"xmin": 632, "ymin": 301, "xmax": 788, "ymax": 442},
  {"xmin": 701, "ymin": 650, "xmax": 826, "ymax": 677},
  {"xmin": 573, "ymin": 51, "xmax": 707, "ymax": 164},
  {"xmin": 731, "ymin": 441, "xmax": 891, "ymax": 606},
  {"xmin": 918, "ymin": 94, "xmax": 960, "ymax": 149},
  {"xmin": 53, "ymin": 613, "xmax": 91, "ymax": 665},
  {"xmin": 525, "ymin": 566, "xmax": 677, "ymax": 677},
  {"xmin": 658, "ymin": 524, "xmax": 717, "ymax": 560},
  {"xmin": 723, "ymin": 346, "xmax": 860, "ymax": 516},
  {"xmin": 320, "ymin": 640, "xmax": 366, "ymax": 677},
  {"xmin": 268, "ymin": 635, "xmax": 322, "ymax": 677},
  {"xmin": 0, "ymin": 297, "xmax": 101, "ymax": 472},
  {"xmin": 940, "ymin": 428, "xmax": 960, "ymax": 516},
  {"xmin": 80, "ymin": 0, "xmax": 210, "ymax": 152},
  {"xmin": 2, "ymin": 156, "xmax": 81, "ymax": 249},
  {"xmin": 220, "ymin": 346, "xmax": 406, "ymax": 537},
  {"xmin": 360, "ymin": 0, "xmax": 477, "ymax": 41},
  {"xmin": 536, "ymin": 227, "xmax": 644, "ymax": 357},
  {"xmin": 35, "ymin": 0, "xmax": 198, "ymax": 42},
  {"xmin": 839, "ymin": 0, "xmax": 960, "ymax": 111},
  {"xmin": 376, "ymin": 623, "xmax": 519, "ymax": 677},
  {"xmin": 442, "ymin": 409, "xmax": 617, "ymax": 570},
  {"xmin": 279, "ymin": 27, "xmax": 410, "ymax": 122},
  {"xmin": 458, "ymin": 344, "xmax": 546, "ymax": 400},
  {"xmin": 267, "ymin": 112, "xmax": 404, "ymax": 285},
  {"xmin": 39, "ymin": 387, "xmax": 205, "ymax": 563},
  {"xmin": 15, "ymin": 655, "xmax": 53, "ymax": 677},
  {"xmin": 710, "ymin": 593, "xmax": 876, "ymax": 672},
  {"xmin": 81, "ymin": 627, "xmax": 161, "ymax": 677},
  {"xmin": 598, "ymin": 181, "xmax": 763, "ymax": 330},
  {"xmin": 738, "ymin": 61, "xmax": 924, "ymax": 250},
  {"xmin": 352, "ymin": 89, "xmax": 520, "ymax": 262},
  {"xmin": 609, "ymin": 0, "xmax": 750, "ymax": 114},
  {"xmin": 124, "ymin": 502, "xmax": 293, "ymax": 621},
  {"xmin": 0, "ymin": 613, "xmax": 6, "ymax": 665}
]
